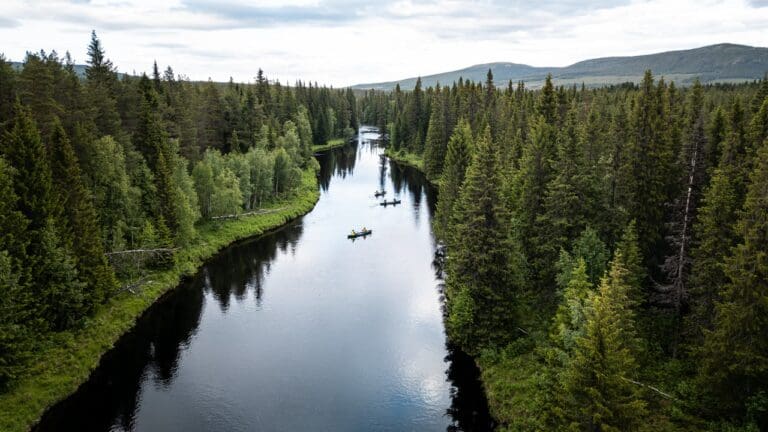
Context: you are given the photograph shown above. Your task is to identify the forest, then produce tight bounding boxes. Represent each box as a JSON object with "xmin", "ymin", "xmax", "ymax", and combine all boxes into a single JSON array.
[
  {"xmin": 360, "ymin": 71, "xmax": 768, "ymax": 430},
  {"xmin": 0, "ymin": 31, "xmax": 357, "ymax": 396}
]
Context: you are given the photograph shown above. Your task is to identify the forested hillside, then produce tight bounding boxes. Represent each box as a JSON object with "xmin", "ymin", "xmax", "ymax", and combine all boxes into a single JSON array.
[
  {"xmin": 0, "ymin": 31, "xmax": 356, "ymax": 392},
  {"xmin": 360, "ymin": 71, "xmax": 768, "ymax": 430}
]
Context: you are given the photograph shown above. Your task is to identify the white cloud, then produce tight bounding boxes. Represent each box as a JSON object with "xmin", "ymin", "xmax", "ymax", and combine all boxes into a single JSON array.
[{"xmin": 0, "ymin": 0, "xmax": 766, "ymax": 86}]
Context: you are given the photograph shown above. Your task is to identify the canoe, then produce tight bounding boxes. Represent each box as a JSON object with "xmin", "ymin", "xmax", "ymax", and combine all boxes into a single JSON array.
[
  {"xmin": 347, "ymin": 229, "xmax": 373, "ymax": 239},
  {"xmin": 380, "ymin": 199, "xmax": 401, "ymax": 206},
  {"xmin": 374, "ymin": 191, "xmax": 386, "ymax": 197}
]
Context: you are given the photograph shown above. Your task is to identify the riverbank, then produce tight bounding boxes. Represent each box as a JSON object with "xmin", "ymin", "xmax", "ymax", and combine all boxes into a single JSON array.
[
  {"xmin": 383, "ymin": 148, "xmax": 441, "ymax": 187},
  {"xmin": 0, "ymin": 169, "xmax": 320, "ymax": 432},
  {"xmin": 312, "ymin": 138, "xmax": 347, "ymax": 152}
]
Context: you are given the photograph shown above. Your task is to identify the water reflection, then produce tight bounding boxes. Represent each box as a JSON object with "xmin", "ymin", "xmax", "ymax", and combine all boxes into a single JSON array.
[
  {"xmin": 34, "ymin": 127, "xmax": 492, "ymax": 432},
  {"xmin": 317, "ymin": 142, "xmax": 358, "ymax": 191}
]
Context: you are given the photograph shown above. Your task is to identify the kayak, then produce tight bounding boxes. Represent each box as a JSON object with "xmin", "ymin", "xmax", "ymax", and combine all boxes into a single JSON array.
[
  {"xmin": 380, "ymin": 199, "xmax": 401, "ymax": 206},
  {"xmin": 374, "ymin": 190, "xmax": 386, "ymax": 197}
]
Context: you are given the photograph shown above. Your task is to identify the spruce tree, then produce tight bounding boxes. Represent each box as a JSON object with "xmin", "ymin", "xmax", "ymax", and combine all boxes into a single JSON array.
[
  {"xmin": 84, "ymin": 30, "xmax": 121, "ymax": 137},
  {"xmin": 551, "ymin": 259, "xmax": 592, "ymax": 353},
  {"xmin": 625, "ymin": 70, "xmax": 675, "ymax": 273},
  {"xmin": 433, "ymin": 119, "xmax": 472, "ymax": 239},
  {"xmin": 445, "ymin": 126, "xmax": 519, "ymax": 353},
  {"xmin": 561, "ymin": 250, "xmax": 646, "ymax": 431},
  {"xmin": 1, "ymin": 104, "xmax": 58, "ymax": 255},
  {"xmin": 0, "ymin": 159, "xmax": 32, "ymax": 389},
  {"xmin": 538, "ymin": 74, "xmax": 557, "ymax": 125},
  {"xmin": 699, "ymin": 139, "xmax": 768, "ymax": 425},
  {"xmin": 511, "ymin": 115, "xmax": 556, "ymax": 289},
  {"xmin": 423, "ymin": 87, "xmax": 447, "ymax": 179},
  {"xmin": 536, "ymin": 104, "xmax": 599, "ymax": 282},
  {"xmin": 50, "ymin": 120, "xmax": 117, "ymax": 308},
  {"xmin": 687, "ymin": 168, "xmax": 739, "ymax": 340}
]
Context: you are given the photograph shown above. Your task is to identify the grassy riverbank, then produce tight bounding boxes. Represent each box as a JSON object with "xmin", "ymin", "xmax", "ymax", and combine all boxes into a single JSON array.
[
  {"xmin": 383, "ymin": 147, "xmax": 441, "ymax": 187},
  {"xmin": 0, "ymin": 169, "xmax": 319, "ymax": 432},
  {"xmin": 312, "ymin": 138, "xmax": 347, "ymax": 152}
]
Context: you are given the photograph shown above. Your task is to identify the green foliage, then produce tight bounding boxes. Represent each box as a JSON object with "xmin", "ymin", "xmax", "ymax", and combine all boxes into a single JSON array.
[
  {"xmin": 445, "ymin": 127, "xmax": 520, "ymax": 353},
  {"xmin": 560, "ymin": 251, "xmax": 646, "ymax": 431},
  {"xmin": 83, "ymin": 136, "xmax": 141, "ymax": 250},
  {"xmin": 361, "ymin": 66, "xmax": 768, "ymax": 431},
  {"xmin": 49, "ymin": 120, "xmax": 117, "ymax": 308},
  {"xmin": 0, "ymin": 32, "xmax": 346, "ymax": 422},
  {"xmin": 551, "ymin": 259, "xmax": 593, "ymax": 353},
  {"xmin": 0, "ymin": 169, "xmax": 319, "ymax": 432},
  {"xmin": 433, "ymin": 119, "xmax": 471, "ymax": 239},
  {"xmin": 699, "ymin": 139, "xmax": 768, "ymax": 426}
]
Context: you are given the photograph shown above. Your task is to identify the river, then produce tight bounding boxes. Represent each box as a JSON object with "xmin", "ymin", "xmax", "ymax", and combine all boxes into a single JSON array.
[{"xmin": 34, "ymin": 127, "xmax": 493, "ymax": 432}]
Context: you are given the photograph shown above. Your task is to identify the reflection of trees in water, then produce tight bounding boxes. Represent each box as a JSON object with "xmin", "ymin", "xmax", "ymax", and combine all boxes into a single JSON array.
[
  {"xmin": 33, "ymin": 277, "xmax": 205, "ymax": 432},
  {"xmin": 444, "ymin": 343, "xmax": 496, "ymax": 432},
  {"xmin": 317, "ymin": 144, "xmax": 358, "ymax": 191},
  {"xmin": 378, "ymin": 155, "xmax": 388, "ymax": 192},
  {"xmin": 34, "ymin": 223, "xmax": 305, "ymax": 432},
  {"xmin": 206, "ymin": 222, "xmax": 304, "ymax": 311}
]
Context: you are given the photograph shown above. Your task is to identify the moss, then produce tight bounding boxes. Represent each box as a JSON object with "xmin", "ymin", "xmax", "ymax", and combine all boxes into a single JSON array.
[
  {"xmin": 312, "ymin": 138, "xmax": 347, "ymax": 152},
  {"xmin": 0, "ymin": 169, "xmax": 319, "ymax": 432}
]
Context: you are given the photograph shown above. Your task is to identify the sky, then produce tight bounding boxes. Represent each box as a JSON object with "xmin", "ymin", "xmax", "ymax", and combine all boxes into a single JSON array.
[{"xmin": 1, "ymin": 0, "xmax": 768, "ymax": 87}]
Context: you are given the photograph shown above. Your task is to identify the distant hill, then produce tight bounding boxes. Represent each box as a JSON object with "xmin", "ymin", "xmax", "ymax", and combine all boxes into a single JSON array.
[
  {"xmin": 352, "ymin": 43, "xmax": 768, "ymax": 90},
  {"xmin": 11, "ymin": 61, "xmax": 127, "ymax": 79}
]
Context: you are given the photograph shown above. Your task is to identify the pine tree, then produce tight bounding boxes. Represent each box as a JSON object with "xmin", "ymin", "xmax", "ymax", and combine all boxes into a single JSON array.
[
  {"xmin": 699, "ymin": 139, "xmax": 768, "ymax": 425},
  {"xmin": 49, "ymin": 120, "xmax": 117, "ymax": 308},
  {"xmin": 17, "ymin": 52, "xmax": 62, "ymax": 139},
  {"xmin": 433, "ymin": 119, "xmax": 472, "ymax": 239}
]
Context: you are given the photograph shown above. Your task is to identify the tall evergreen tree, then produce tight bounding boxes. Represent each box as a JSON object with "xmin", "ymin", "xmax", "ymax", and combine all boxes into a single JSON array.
[
  {"xmin": 699, "ymin": 139, "xmax": 768, "ymax": 426},
  {"xmin": 0, "ymin": 158, "xmax": 32, "ymax": 389},
  {"xmin": 625, "ymin": 70, "xmax": 675, "ymax": 274},
  {"xmin": 445, "ymin": 126, "xmax": 521, "ymax": 353},
  {"xmin": 561, "ymin": 250, "xmax": 646, "ymax": 431},
  {"xmin": 50, "ymin": 120, "xmax": 117, "ymax": 308},
  {"xmin": 84, "ymin": 30, "xmax": 121, "ymax": 137},
  {"xmin": 434, "ymin": 119, "xmax": 472, "ymax": 239},
  {"xmin": 423, "ymin": 86, "xmax": 448, "ymax": 179}
]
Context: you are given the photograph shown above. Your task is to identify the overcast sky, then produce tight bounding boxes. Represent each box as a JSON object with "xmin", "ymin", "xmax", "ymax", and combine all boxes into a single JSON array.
[{"xmin": 1, "ymin": 0, "xmax": 768, "ymax": 87}]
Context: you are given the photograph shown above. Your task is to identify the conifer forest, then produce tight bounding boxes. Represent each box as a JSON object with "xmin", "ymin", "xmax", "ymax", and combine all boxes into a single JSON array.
[
  {"xmin": 359, "ymin": 70, "xmax": 768, "ymax": 430},
  {"xmin": 2, "ymin": 14, "xmax": 768, "ymax": 432}
]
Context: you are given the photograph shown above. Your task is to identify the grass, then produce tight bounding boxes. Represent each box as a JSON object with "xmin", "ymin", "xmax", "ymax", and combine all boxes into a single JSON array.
[
  {"xmin": 312, "ymin": 138, "xmax": 347, "ymax": 152},
  {"xmin": 0, "ymin": 169, "xmax": 320, "ymax": 432},
  {"xmin": 383, "ymin": 147, "xmax": 441, "ymax": 187}
]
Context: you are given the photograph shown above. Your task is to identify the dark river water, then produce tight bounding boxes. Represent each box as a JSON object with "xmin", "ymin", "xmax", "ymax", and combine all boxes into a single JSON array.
[{"xmin": 34, "ymin": 127, "xmax": 493, "ymax": 432}]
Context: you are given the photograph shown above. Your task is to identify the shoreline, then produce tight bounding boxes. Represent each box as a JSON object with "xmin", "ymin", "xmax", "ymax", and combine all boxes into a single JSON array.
[
  {"xmin": 0, "ymin": 169, "xmax": 320, "ymax": 432},
  {"xmin": 385, "ymin": 150, "xmax": 501, "ymax": 424},
  {"xmin": 312, "ymin": 138, "xmax": 348, "ymax": 152},
  {"xmin": 383, "ymin": 147, "xmax": 440, "ymax": 187}
]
